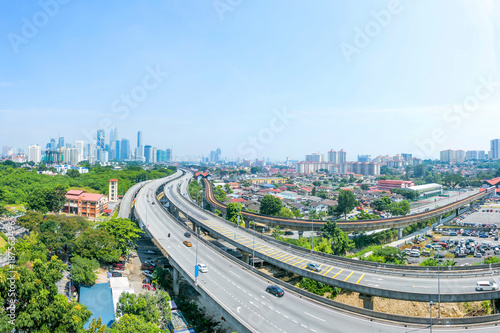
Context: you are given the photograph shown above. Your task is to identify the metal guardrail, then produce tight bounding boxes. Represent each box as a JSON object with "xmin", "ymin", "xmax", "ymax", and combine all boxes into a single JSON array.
[{"xmin": 153, "ymin": 179, "xmax": 500, "ymax": 327}]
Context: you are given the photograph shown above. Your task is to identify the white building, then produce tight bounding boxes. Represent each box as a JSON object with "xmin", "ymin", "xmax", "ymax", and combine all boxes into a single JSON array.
[
  {"xmin": 76, "ymin": 141, "xmax": 84, "ymax": 162},
  {"xmin": 28, "ymin": 145, "xmax": 41, "ymax": 164}
]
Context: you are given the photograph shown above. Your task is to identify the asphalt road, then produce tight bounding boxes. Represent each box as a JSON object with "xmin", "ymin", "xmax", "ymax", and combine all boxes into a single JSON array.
[
  {"xmin": 165, "ymin": 173, "xmax": 500, "ymax": 302},
  {"xmin": 135, "ymin": 176, "xmax": 500, "ymax": 333}
]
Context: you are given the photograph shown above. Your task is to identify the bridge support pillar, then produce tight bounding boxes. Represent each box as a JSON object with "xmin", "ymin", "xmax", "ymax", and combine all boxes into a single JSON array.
[
  {"xmin": 173, "ymin": 267, "xmax": 180, "ymax": 296},
  {"xmin": 359, "ymin": 294, "xmax": 374, "ymax": 310},
  {"xmin": 193, "ymin": 224, "xmax": 198, "ymax": 234},
  {"xmin": 245, "ymin": 220, "xmax": 250, "ymax": 229},
  {"xmin": 455, "ymin": 208, "xmax": 459, "ymax": 217},
  {"xmin": 298, "ymin": 231, "xmax": 303, "ymax": 239},
  {"xmin": 398, "ymin": 228, "xmax": 403, "ymax": 240},
  {"xmin": 241, "ymin": 251, "xmax": 250, "ymax": 264},
  {"xmin": 492, "ymin": 299, "xmax": 500, "ymax": 314}
]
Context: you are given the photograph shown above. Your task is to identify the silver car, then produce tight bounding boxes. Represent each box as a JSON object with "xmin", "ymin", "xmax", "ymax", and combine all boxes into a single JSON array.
[{"xmin": 306, "ymin": 263, "xmax": 322, "ymax": 272}]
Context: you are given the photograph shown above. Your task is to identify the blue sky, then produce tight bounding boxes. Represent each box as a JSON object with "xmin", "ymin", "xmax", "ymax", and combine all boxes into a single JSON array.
[{"xmin": 1, "ymin": 0, "xmax": 500, "ymax": 161}]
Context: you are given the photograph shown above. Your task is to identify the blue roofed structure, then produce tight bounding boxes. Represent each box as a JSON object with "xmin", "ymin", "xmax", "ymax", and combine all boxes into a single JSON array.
[{"xmin": 80, "ymin": 283, "xmax": 115, "ymax": 328}]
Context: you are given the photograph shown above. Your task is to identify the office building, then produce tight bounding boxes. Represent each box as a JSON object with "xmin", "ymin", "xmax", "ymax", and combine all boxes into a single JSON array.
[
  {"xmin": 120, "ymin": 139, "xmax": 130, "ymax": 160},
  {"xmin": 114, "ymin": 140, "xmax": 121, "ymax": 161},
  {"xmin": 58, "ymin": 137, "xmax": 64, "ymax": 149},
  {"xmin": 357, "ymin": 155, "xmax": 371, "ymax": 163},
  {"xmin": 28, "ymin": 145, "xmax": 42, "ymax": 164},
  {"xmin": 327, "ymin": 149, "xmax": 337, "ymax": 164},
  {"xmin": 97, "ymin": 129, "xmax": 105, "ymax": 151},
  {"xmin": 491, "ymin": 139, "xmax": 500, "ymax": 160},
  {"xmin": 166, "ymin": 148, "xmax": 172, "ymax": 162},
  {"xmin": 76, "ymin": 141, "xmax": 84, "ymax": 162},
  {"xmin": 401, "ymin": 153, "xmax": 413, "ymax": 160},
  {"xmin": 144, "ymin": 145, "xmax": 153, "ymax": 163}
]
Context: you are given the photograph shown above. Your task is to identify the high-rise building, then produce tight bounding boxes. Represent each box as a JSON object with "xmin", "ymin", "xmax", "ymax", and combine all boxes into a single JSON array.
[
  {"xmin": 455, "ymin": 150, "xmax": 465, "ymax": 163},
  {"xmin": 2, "ymin": 146, "xmax": 12, "ymax": 157},
  {"xmin": 28, "ymin": 145, "xmax": 42, "ymax": 164},
  {"xmin": 144, "ymin": 145, "xmax": 152, "ymax": 163},
  {"xmin": 120, "ymin": 139, "xmax": 130, "ymax": 160},
  {"xmin": 97, "ymin": 129, "xmax": 105, "ymax": 151},
  {"xmin": 215, "ymin": 148, "xmax": 221, "ymax": 161},
  {"xmin": 338, "ymin": 149, "xmax": 347, "ymax": 164},
  {"xmin": 166, "ymin": 148, "xmax": 172, "ymax": 162},
  {"xmin": 478, "ymin": 150, "xmax": 486, "ymax": 160},
  {"xmin": 401, "ymin": 153, "xmax": 413, "ymax": 160},
  {"xmin": 137, "ymin": 131, "xmax": 143, "ymax": 148},
  {"xmin": 114, "ymin": 140, "xmax": 121, "ymax": 161},
  {"xmin": 75, "ymin": 141, "xmax": 84, "ymax": 162},
  {"xmin": 305, "ymin": 153, "xmax": 323, "ymax": 162},
  {"xmin": 357, "ymin": 155, "xmax": 371, "ymax": 163},
  {"xmin": 491, "ymin": 139, "xmax": 500, "ymax": 160},
  {"xmin": 58, "ymin": 137, "xmax": 64, "ymax": 149},
  {"xmin": 327, "ymin": 149, "xmax": 337, "ymax": 163},
  {"xmin": 440, "ymin": 149, "xmax": 456, "ymax": 163},
  {"xmin": 152, "ymin": 147, "xmax": 157, "ymax": 163},
  {"xmin": 109, "ymin": 128, "xmax": 118, "ymax": 145}
]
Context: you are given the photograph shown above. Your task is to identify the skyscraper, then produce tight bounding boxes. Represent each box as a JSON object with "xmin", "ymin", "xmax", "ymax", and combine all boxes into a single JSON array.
[
  {"xmin": 491, "ymin": 139, "xmax": 500, "ymax": 160},
  {"xmin": 338, "ymin": 149, "xmax": 347, "ymax": 164},
  {"xmin": 144, "ymin": 145, "xmax": 153, "ymax": 163},
  {"xmin": 114, "ymin": 140, "xmax": 121, "ymax": 161},
  {"xmin": 58, "ymin": 137, "xmax": 64, "ymax": 149},
  {"xmin": 327, "ymin": 149, "xmax": 337, "ymax": 163},
  {"xmin": 109, "ymin": 128, "xmax": 118, "ymax": 145},
  {"xmin": 166, "ymin": 148, "xmax": 172, "ymax": 162},
  {"xmin": 28, "ymin": 145, "xmax": 42, "ymax": 164},
  {"xmin": 75, "ymin": 141, "xmax": 84, "ymax": 162},
  {"xmin": 120, "ymin": 139, "xmax": 130, "ymax": 160},
  {"xmin": 305, "ymin": 153, "xmax": 323, "ymax": 162},
  {"xmin": 97, "ymin": 129, "xmax": 105, "ymax": 151}
]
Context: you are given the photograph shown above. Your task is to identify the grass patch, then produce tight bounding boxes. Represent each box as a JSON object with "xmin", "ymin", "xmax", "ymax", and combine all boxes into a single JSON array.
[
  {"xmin": 68, "ymin": 187, "xmax": 101, "ymax": 194},
  {"xmin": 347, "ymin": 244, "xmax": 384, "ymax": 258}
]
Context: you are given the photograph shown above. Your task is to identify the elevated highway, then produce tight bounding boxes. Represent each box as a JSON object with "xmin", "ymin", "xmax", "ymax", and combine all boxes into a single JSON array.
[
  {"xmin": 203, "ymin": 178, "xmax": 494, "ymax": 233},
  {"xmin": 163, "ymin": 171, "xmax": 500, "ymax": 305},
  {"xmin": 134, "ymin": 175, "xmax": 500, "ymax": 331}
]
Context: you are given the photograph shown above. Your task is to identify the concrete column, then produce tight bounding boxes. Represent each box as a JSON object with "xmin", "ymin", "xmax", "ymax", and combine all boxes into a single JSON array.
[
  {"xmin": 358, "ymin": 294, "xmax": 374, "ymax": 310},
  {"xmin": 245, "ymin": 220, "xmax": 250, "ymax": 229},
  {"xmin": 173, "ymin": 268, "xmax": 180, "ymax": 296},
  {"xmin": 455, "ymin": 208, "xmax": 459, "ymax": 217},
  {"xmin": 193, "ymin": 224, "xmax": 198, "ymax": 234},
  {"xmin": 298, "ymin": 231, "xmax": 303, "ymax": 239},
  {"xmin": 492, "ymin": 299, "xmax": 500, "ymax": 314},
  {"xmin": 398, "ymin": 227, "xmax": 403, "ymax": 240},
  {"xmin": 241, "ymin": 251, "xmax": 250, "ymax": 264}
]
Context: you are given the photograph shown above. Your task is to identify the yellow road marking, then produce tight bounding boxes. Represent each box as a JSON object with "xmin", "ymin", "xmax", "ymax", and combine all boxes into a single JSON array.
[
  {"xmin": 344, "ymin": 272, "xmax": 354, "ymax": 282},
  {"xmin": 322, "ymin": 266, "xmax": 334, "ymax": 276},
  {"xmin": 283, "ymin": 256, "xmax": 297, "ymax": 263},
  {"xmin": 356, "ymin": 274, "xmax": 365, "ymax": 284},
  {"xmin": 280, "ymin": 255, "xmax": 294, "ymax": 261},
  {"xmin": 274, "ymin": 253, "xmax": 288, "ymax": 260},
  {"xmin": 267, "ymin": 250, "xmax": 281, "ymax": 256},
  {"xmin": 332, "ymin": 269, "xmax": 344, "ymax": 279},
  {"xmin": 299, "ymin": 264, "xmax": 308, "ymax": 269},
  {"xmin": 239, "ymin": 240, "xmax": 253, "ymax": 245},
  {"xmin": 292, "ymin": 259, "xmax": 305, "ymax": 266}
]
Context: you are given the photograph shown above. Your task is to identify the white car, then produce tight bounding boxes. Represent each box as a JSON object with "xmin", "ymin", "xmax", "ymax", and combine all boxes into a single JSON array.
[
  {"xmin": 143, "ymin": 271, "xmax": 153, "ymax": 278},
  {"xmin": 197, "ymin": 263, "xmax": 208, "ymax": 273},
  {"xmin": 476, "ymin": 281, "xmax": 498, "ymax": 291}
]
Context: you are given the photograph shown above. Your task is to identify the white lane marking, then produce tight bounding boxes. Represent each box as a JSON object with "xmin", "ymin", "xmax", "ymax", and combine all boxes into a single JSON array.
[
  {"xmin": 237, "ymin": 307, "xmax": 241, "ymax": 313},
  {"xmin": 250, "ymin": 301, "xmax": 259, "ymax": 308},
  {"xmin": 305, "ymin": 312, "xmax": 326, "ymax": 322},
  {"xmin": 229, "ymin": 271, "xmax": 241, "ymax": 278}
]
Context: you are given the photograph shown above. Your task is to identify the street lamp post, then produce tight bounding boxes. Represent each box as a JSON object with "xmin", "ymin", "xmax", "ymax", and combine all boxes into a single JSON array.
[
  {"xmin": 252, "ymin": 221, "xmax": 255, "ymax": 267},
  {"xmin": 430, "ymin": 301, "xmax": 433, "ymax": 333},
  {"xmin": 311, "ymin": 220, "xmax": 314, "ymax": 253},
  {"xmin": 195, "ymin": 227, "xmax": 199, "ymax": 284},
  {"xmin": 438, "ymin": 260, "xmax": 441, "ymax": 318}
]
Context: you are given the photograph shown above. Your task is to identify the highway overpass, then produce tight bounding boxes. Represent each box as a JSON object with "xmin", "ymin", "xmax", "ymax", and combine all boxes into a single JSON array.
[
  {"xmin": 130, "ymin": 175, "xmax": 500, "ymax": 332},
  {"xmin": 202, "ymin": 178, "xmax": 495, "ymax": 235}
]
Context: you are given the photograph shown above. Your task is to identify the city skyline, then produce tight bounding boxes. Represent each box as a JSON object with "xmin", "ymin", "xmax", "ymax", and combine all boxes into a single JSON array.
[{"xmin": 2, "ymin": 1, "xmax": 500, "ymax": 159}]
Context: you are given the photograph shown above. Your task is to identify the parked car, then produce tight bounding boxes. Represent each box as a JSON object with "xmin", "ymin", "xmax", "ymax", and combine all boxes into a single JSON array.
[
  {"xmin": 284, "ymin": 231, "xmax": 294, "ymax": 236},
  {"xmin": 141, "ymin": 264, "xmax": 154, "ymax": 271},
  {"xmin": 266, "ymin": 285, "xmax": 284, "ymax": 297},
  {"xmin": 306, "ymin": 263, "xmax": 322, "ymax": 272},
  {"xmin": 142, "ymin": 283, "xmax": 156, "ymax": 291},
  {"xmin": 142, "ymin": 271, "xmax": 153, "ymax": 278},
  {"xmin": 112, "ymin": 272, "xmax": 122, "ymax": 277}
]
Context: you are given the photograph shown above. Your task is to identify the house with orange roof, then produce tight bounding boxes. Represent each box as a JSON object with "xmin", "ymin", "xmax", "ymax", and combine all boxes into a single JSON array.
[{"xmin": 63, "ymin": 190, "xmax": 109, "ymax": 218}]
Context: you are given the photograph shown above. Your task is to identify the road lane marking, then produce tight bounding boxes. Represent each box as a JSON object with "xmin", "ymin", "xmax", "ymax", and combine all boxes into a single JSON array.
[
  {"xmin": 344, "ymin": 272, "xmax": 354, "ymax": 281},
  {"xmin": 283, "ymin": 256, "xmax": 297, "ymax": 263},
  {"xmin": 292, "ymin": 259, "xmax": 305, "ymax": 266},
  {"xmin": 240, "ymin": 240, "xmax": 253, "ymax": 245},
  {"xmin": 305, "ymin": 312, "xmax": 326, "ymax": 322},
  {"xmin": 356, "ymin": 274, "xmax": 365, "ymax": 284},
  {"xmin": 332, "ymin": 269, "xmax": 344, "ymax": 278},
  {"xmin": 299, "ymin": 264, "xmax": 308, "ymax": 269},
  {"xmin": 229, "ymin": 271, "xmax": 241, "ymax": 278},
  {"xmin": 322, "ymin": 266, "xmax": 334, "ymax": 276},
  {"xmin": 275, "ymin": 254, "xmax": 289, "ymax": 260}
]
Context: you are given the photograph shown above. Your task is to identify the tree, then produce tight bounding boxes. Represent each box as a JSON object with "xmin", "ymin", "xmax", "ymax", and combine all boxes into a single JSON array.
[
  {"xmin": 320, "ymin": 221, "xmax": 354, "ymax": 255},
  {"xmin": 73, "ymin": 229, "xmax": 121, "ymax": 263},
  {"xmin": 442, "ymin": 174, "xmax": 464, "ymax": 188},
  {"xmin": 115, "ymin": 291, "xmax": 171, "ymax": 328},
  {"xmin": 360, "ymin": 184, "xmax": 369, "ymax": 191},
  {"xmin": 250, "ymin": 166, "xmax": 262, "ymax": 174},
  {"xmin": 66, "ymin": 168, "xmax": 80, "ymax": 178},
  {"xmin": 98, "ymin": 218, "xmax": 144, "ymax": 254},
  {"xmin": 45, "ymin": 185, "xmax": 67, "ymax": 213},
  {"xmin": 110, "ymin": 314, "xmax": 161, "ymax": 333},
  {"xmin": 278, "ymin": 207, "xmax": 295, "ymax": 218},
  {"xmin": 25, "ymin": 188, "xmax": 49, "ymax": 213},
  {"xmin": 414, "ymin": 164, "xmax": 426, "ymax": 178},
  {"xmin": 70, "ymin": 256, "xmax": 100, "ymax": 286},
  {"xmin": 335, "ymin": 190, "xmax": 357, "ymax": 220},
  {"xmin": 225, "ymin": 203, "xmax": 243, "ymax": 224},
  {"xmin": 372, "ymin": 197, "xmax": 391, "ymax": 211},
  {"xmin": 259, "ymin": 195, "xmax": 282, "ymax": 216}
]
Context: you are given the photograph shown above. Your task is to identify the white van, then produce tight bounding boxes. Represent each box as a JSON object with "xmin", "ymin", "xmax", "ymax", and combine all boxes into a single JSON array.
[
  {"xmin": 410, "ymin": 250, "xmax": 420, "ymax": 257},
  {"xmin": 476, "ymin": 281, "xmax": 498, "ymax": 291}
]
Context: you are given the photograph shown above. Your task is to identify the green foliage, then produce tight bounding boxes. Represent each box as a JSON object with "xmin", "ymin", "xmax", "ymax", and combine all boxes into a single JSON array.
[
  {"xmin": 259, "ymin": 195, "xmax": 282, "ymax": 216},
  {"xmin": 299, "ymin": 278, "xmax": 340, "ymax": 299},
  {"xmin": 98, "ymin": 218, "xmax": 143, "ymax": 255},
  {"xmin": 360, "ymin": 184, "xmax": 370, "ymax": 191},
  {"xmin": 73, "ymin": 228, "xmax": 121, "ymax": 263},
  {"xmin": 174, "ymin": 295, "xmax": 220, "ymax": 332},
  {"xmin": 442, "ymin": 173, "xmax": 465, "ymax": 188},
  {"xmin": 226, "ymin": 203, "xmax": 243, "ymax": 225},
  {"xmin": 110, "ymin": 314, "xmax": 161, "ymax": 333},
  {"xmin": 115, "ymin": 291, "xmax": 171, "ymax": 329},
  {"xmin": 70, "ymin": 256, "xmax": 100, "ymax": 286},
  {"xmin": 320, "ymin": 221, "xmax": 354, "ymax": 255},
  {"xmin": 483, "ymin": 256, "xmax": 500, "ymax": 264},
  {"xmin": 335, "ymin": 190, "xmax": 357, "ymax": 219},
  {"xmin": 188, "ymin": 180, "xmax": 203, "ymax": 205},
  {"xmin": 372, "ymin": 197, "xmax": 391, "ymax": 211},
  {"xmin": 250, "ymin": 166, "xmax": 262, "ymax": 174},
  {"xmin": 278, "ymin": 207, "xmax": 295, "ymax": 218},
  {"xmin": 420, "ymin": 258, "xmax": 456, "ymax": 266},
  {"xmin": 213, "ymin": 186, "xmax": 227, "ymax": 202},
  {"xmin": 364, "ymin": 247, "xmax": 407, "ymax": 265}
]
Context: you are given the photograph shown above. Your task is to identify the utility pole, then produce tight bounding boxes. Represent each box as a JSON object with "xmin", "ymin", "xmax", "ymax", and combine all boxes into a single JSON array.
[{"xmin": 195, "ymin": 227, "xmax": 199, "ymax": 284}]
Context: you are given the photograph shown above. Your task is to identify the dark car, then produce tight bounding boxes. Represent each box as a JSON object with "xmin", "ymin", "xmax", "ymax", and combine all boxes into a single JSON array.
[
  {"xmin": 112, "ymin": 272, "xmax": 122, "ymax": 277},
  {"xmin": 266, "ymin": 285, "xmax": 284, "ymax": 297},
  {"xmin": 435, "ymin": 253, "xmax": 445, "ymax": 258},
  {"xmin": 184, "ymin": 232, "xmax": 191, "ymax": 238},
  {"xmin": 284, "ymin": 231, "xmax": 294, "ymax": 236}
]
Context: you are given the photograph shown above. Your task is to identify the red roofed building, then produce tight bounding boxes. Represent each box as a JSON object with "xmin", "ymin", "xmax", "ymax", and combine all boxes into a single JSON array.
[
  {"xmin": 485, "ymin": 177, "xmax": 500, "ymax": 186},
  {"xmin": 378, "ymin": 180, "xmax": 415, "ymax": 191},
  {"xmin": 63, "ymin": 190, "xmax": 108, "ymax": 218}
]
